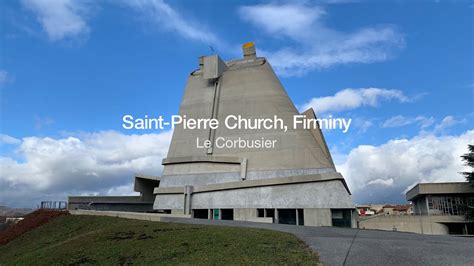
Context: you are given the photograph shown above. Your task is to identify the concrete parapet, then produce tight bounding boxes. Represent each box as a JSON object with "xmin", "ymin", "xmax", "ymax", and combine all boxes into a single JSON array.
[
  {"xmin": 359, "ymin": 215, "xmax": 466, "ymax": 235},
  {"xmin": 69, "ymin": 210, "xmax": 191, "ymax": 221}
]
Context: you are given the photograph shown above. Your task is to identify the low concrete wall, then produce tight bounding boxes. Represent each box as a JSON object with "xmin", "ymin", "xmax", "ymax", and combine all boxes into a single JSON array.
[
  {"xmin": 69, "ymin": 210, "xmax": 191, "ymax": 222},
  {"xmin": 359, "ymin": 215, "xmax": 465, "ymax": 235},
  {"xmin": 68, "ymin": 196, "xmax": 143, "ymax": 204},
  {"xmin": 246, "ymin": 217, "xmax": 273, "ymax": 223},
  {"xmin": 68, "ymin": 196, "xmax": 154, "ymax": 213}
]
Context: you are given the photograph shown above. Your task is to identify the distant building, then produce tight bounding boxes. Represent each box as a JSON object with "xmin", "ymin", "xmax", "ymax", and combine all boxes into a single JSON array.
[
  {"xmin": 356, "ymin": 204, "xmax": 382, "ymax": 216},
  {"xmin": 356, "ymin": 204, "xmax": 412, "ymax": 217},
  {"xmin": 381, "ymin": 204, "xmax": 412, "ymax": 215},
  {"xmin": 407, "ymin": 182, "xmax": 473, "ymax": 216},
  {"xmin": 359, "ymin": 182, "xmax": 474, "ymax": 235},
  {"xmin": 356, "ymin": 205, "xmax": 376, "ymax": 216},
  {"xmin": 5, "ymin": 217, "xmax": 23, "ymax": 224}
]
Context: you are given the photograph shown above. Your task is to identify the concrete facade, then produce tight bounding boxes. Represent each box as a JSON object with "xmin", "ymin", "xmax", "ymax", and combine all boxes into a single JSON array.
[
  {"xmin": 68, "ymin": 42, "xmax": 356, "ymax": 227},
  {"xmin": 152, "ymin": 43, "xmax": 355, "ymax": 227}
]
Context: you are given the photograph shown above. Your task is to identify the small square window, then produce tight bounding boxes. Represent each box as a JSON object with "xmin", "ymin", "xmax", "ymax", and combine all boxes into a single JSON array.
[{"xmin": 266, "ymin": 209, "xmax": 275, "ymax": 218}]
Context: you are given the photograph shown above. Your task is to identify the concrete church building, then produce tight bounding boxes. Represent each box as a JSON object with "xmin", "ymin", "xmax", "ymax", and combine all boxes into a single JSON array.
[{"xmin": 69, "ymin": 43, "xmax": 356, "ymax": 227}]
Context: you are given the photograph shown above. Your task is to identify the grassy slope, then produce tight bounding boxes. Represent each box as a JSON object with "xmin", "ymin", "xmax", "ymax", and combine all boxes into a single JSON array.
[{"xmin": 0, "ymin": 215, "xmax": 319, "ymax": 265}]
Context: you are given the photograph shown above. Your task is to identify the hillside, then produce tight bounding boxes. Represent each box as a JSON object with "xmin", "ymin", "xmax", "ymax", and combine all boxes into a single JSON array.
[
  {"xmin": 0, "ymin": 210, "xmax": 69, "ymax": 244},
  {"xmin": 0, "ymin": 215, "xmax": 319, "ymax": 265},
  {"xmin": 0, "ymin": 206, "xmax": 35, "ymax": 233},
  {"xmin": 0, "ymin": 206, "xmax": 33, "ymax": 217}
]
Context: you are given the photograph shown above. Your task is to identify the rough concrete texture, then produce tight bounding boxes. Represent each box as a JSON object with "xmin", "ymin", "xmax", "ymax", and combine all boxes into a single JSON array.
[
  {"xmin": 164, "ymin": 58, "xmax": 335, "ymax": 173},
  {"xmin": 190, "ymin": 180, "xmax": 353, "ymax": 209},
  {"xmin": 146, "ymin": 47, "xmax": 354, "ymax": 216},
  {"xmin": 359, "ymin": 215, "xmax": 466, "ymax": 235},
  {"xmin": 70, "ymin": 210, "xmax": 191, "ymax": 221},
  {"xmin": 304, "ymin": 208, "xmax": 332, "ymax": 227},
  {"xmin": 160, "ymin": 217, "xmax": 474, "ymax": 266},
  {"xmin": 153, "ymin": 194, "xmax": 184, "ymax": 210},
  {"xmin": 159, "ymin": 167, "xmax": 335, "ymax": 188}
]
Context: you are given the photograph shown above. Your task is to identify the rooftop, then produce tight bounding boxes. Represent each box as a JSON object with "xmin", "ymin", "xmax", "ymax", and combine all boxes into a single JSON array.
[
  {"xmin": 383, "ymin": 204, "xmax": 411, "ymax": 210},
  {"xmin": 406, "ymin": 182, "xmax": 474, "ymax": 201}
]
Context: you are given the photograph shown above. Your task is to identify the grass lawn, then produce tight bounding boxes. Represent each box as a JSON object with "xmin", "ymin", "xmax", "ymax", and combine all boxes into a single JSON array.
[{"xmin": 0, "ymin": 215, "xmax": 319, "ymax": 265}]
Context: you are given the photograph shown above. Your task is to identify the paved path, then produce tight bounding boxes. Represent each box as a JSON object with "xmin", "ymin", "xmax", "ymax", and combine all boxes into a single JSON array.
[{"xmin": 161, "ymin": 217, "xmax": 474, "ymax": 266}]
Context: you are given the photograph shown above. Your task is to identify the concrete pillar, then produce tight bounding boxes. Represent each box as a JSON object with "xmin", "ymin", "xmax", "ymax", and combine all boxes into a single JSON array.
[
  {"xmin": 184, "ymin": 186, "xmax": 193, "ymax": 215},
  {"xmin": 295, "ymin": 209, "xmax": 299, "ymax": 226},
  {"xmin": 425, "ymin": 196, "xmax": 430, "ymax": 215}
]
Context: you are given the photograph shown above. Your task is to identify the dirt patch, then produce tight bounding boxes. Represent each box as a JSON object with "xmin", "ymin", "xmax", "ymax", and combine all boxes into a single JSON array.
[
  {"xmin": 110, "ymin": 231, "xmax": 135, "ymax": 241},
  {"xmin": 152, "ymin": 227, "xmax": 203, "ymax": 233},
  {"xmin": 117, "ymin": 255, "xmax": 137, "ymax": 265},
  {"xmin": 136, "ymin": 233, "xmax": 154, "ymax": 240},
  {"xmin": 69, "ymin": 256, "xmax": 97, "ymax": 265},
  {"xmin": 0, "ymin": 209, "xmax": 69, "ymax": 246}
]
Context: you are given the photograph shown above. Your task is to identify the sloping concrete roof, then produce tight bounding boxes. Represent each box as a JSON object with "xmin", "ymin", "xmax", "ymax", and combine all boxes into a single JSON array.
[
  {"xmin": 406, "ymin": 182, "xmax": 474, "ymax": 201},
  {"xmin": 135, "ymin": 174, "xmax": 161, "ymax": 181}
]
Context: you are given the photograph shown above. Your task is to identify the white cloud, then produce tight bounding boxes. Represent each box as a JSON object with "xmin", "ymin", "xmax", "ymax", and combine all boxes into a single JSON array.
[
  {"xmin": 432, "ymin": 116, "xmax": 466, "ymax": 133},
  {"xmin": 0, "ymin": 134, "xmax": 21, "ymax": 145},
  {"xmin": 382, "ymin": 115, "xmax": 435, "ymax": 128},
  {"xmin": 106, "ymin": 183, "xmax": 135, "ymax": 196},
  {"xmin": 300, "ymin": 88, "xmax": 409, "ymax": 114},
  {"xmin": 239, "ymin": 3, "xmax": 404, "ymax": 76},
  {"xmin": 124, "ymin": 0, "xmax": 229, "ymax": 52},
  {"xmin": 240, "ymin": 4, "xmax": 326, "ymax": 41},
  {"xmin": 337, "ymin": 130, "xmax": 474, "ymax": 203},
  {"xmin": 0, "ymin": 70, "xmax": 10, "ymax": 85},
  {"xmin": 354, "ymin": 119, "xmax": 374, "ymax": 134},
  {"xmin": 34, "ymin": 116, "xmax": 54, "ymax": 130},
  {"xmin": 382, "ymin": 115, "xmax": 464, "ymax": 134},
  {"xmin": 367, "ymin": 178, "xmax": 394, "ymax": 186},
  {"xmin": 21, "ymin": 0, "xmax": 92, "ymax": 41},
  {"xmin": 0, "ymin": 130, "xmax": 172, "ymax": 207}
]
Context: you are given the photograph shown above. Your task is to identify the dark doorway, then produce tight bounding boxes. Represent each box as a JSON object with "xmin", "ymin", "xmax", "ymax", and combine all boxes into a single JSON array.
[
  {"xmin": 193, "ymin": 209, "xmax": 208, "ymax": 219},
  {"xmin": 331, "ymin": 209, "xmax": 352, "ymax": 227},
  {"xmin": 278, "ymin": 209, "xmax": 297, "ymax": 225},
  {"xmin": 446, "ymin": 223, "xmax": 464, "ymax": 235},
  {"xmin": 445, "ymin": 223, "xmax": 474, "ymax": 235},
  {"xmin": 221, "ymin": 209, "xmax": 234, "ymax": 220}
]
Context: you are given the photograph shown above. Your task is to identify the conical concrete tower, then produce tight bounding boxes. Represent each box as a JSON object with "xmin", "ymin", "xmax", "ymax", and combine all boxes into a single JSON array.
[{"xmin": 153, "ymin": 43, "xmax": 355, "ymax": 227}]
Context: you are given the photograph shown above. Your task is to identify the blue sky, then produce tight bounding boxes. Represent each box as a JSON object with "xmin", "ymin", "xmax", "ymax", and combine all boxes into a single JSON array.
[{"xmin": 0, "ymin": 0, "xmax": 473, "ymax": 207}]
